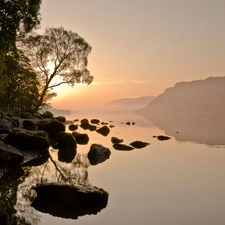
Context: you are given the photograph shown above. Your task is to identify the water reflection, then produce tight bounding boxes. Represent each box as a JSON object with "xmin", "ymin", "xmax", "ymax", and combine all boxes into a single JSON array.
[
  {"xmin": 140, "ymin": 112, "xmax": 225, "ymax": 146},
  {"xmin": 0, "ymin": 151, "xmax": 99, "ymax": 224},
  {"xmin": 31, "ymin": 183, "xmax": 109, "ymax": 219}
]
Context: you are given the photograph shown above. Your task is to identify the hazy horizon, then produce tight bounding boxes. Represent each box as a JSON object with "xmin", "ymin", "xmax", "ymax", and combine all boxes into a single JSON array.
[{"xmin": 39, "ymin": 0, "xmax": 225, "ymax": 110}]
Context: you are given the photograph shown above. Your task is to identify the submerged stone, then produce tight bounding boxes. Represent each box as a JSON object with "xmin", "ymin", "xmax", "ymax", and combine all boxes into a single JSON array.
[
  {"xmin": 157, "ymin": 135, "xmax": 171, "ymax": 141},
  {"xmin": 129, "ymin": 141, "xmax": 150, "ymax": 149},
  {"xmin": 111, "ymin": 137, "xmax": 123, "ymax": 144},
  {"xmin": 112, "ymin": 143, "xmax": 134, "ymax": 151}
]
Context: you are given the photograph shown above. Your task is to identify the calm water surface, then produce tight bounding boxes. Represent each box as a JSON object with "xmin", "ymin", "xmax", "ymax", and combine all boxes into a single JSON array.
[{"xmin": 1, "ymin": 111, "xmax": 225, "ymax": 225}]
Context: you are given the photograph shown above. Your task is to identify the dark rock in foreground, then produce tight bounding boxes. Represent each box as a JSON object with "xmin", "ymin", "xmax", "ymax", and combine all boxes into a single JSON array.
[
  {"xmin": 96, "ymin": 126, "xmax": 110, "ymax": 136},
  {"xmin": 129, "ymin": 141, "xmax": 150, "ymax": 149},
  {"xmin": 113, "ymin": 143, "xmax": 134, "ymax": 151},
  {"xmin": 4, "ymin": 131, "xmax": 50, "ymax": 151},
  {"xmin": 31, "ymin": 183, "xmax": 109, "ymax": 219},
  {"xmin": 157, "ymin": 135, "xmax": 171, "ymax": 141},
  {"xmin": 21, "ymin": 150, "xmax": 50, "ymax": 167},
  {"xmin": 0, "ymin": 143, "xmax": 24, "ymax": 167},
  {"xmin": 88, "ymin": 144, "xmax": 111, "ymax": 165},
  {"xmin": 37, "ymin": 119, "xmax": 65, "ymax": 139}
]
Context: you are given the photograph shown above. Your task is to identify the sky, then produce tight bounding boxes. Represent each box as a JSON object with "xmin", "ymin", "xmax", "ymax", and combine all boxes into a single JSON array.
[{"xmin": 39, "ymin": 0, "xmax": 225, "ymax": 109}]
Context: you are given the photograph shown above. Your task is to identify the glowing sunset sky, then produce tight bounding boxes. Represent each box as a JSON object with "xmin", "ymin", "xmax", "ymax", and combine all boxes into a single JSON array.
[{"xmin": 39, "ymin": 0, "xmax": 225, "ymax": 109}]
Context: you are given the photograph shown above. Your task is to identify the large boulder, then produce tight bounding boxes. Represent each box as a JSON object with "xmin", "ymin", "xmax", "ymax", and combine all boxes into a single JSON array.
[
  {"xmin": 88, "ymin": 144, "xmax": 111, "ymax": 165},
  {"xmin": 37, "ymin": 120, "xmax": 65, "ymax": 139},
  {"xmin": 4, "ymin": 131, "xmax": 50, "ymax": 151},
  {"xmin": 0, "ymin": 142, "xmax": 24, "ymax": 167},
  {"xmin": 31, "ymin": 183, "xmax": 109, "ymax": 219}
]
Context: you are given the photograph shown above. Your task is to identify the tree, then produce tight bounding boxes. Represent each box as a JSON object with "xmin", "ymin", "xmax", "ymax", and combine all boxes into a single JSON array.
[
  {"xmin": 0, "ymin": 50, "xmax": 40, "ymax": 112},
  {"xmin": 0, "ymin": 0, "xmax": 42, "ymax": 74},
  {"xmin": 21, "ymin": 27, "xmax": 94, "ymax": 111}
]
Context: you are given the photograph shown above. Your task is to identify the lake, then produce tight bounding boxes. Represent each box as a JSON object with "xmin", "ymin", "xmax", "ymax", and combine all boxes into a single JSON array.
[{"xmin": 1, "ymin": 111, "xmax": 225, "ymax": 225}]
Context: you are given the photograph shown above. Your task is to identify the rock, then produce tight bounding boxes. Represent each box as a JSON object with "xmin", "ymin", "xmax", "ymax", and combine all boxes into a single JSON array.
[
  {"xmin": 57, "ymin": 132, "xmax": 77, "ymax": 150},
  {"xmin": 58, "ymin": 148, "xmax": 76, "ymax": 163},
  {"xmin": 129, "ymin": 141, "xmax": 150, "ymax": 149},
  {"xmin": 4, "ymin": 131, "xmax": 50, "ymax": 151},
  {"xmin": 31, "ymin": 183, "xmax": 109, "ymax": 219},
  {"xmin": 101, "ymin": 122, "xmax": 108, "ymax": 125},
  {"xmin": 109, "ymin": 125, "xmax": 115, "ymax": 128},
  {"xmin": 68, "ymin": 124, "xmax": 78, "ymax": 131},
  {"xmin": 88, "ymin": 125, "xmax": 96, "ymax": 131},
  {"xmin": 21, "ymin": 150, "xmax": 50, "ymax": 167},
  {"xmin": 80, "ymin": 121, "xmax": 90, "ymax": 130},
  {"xmin": 21, "ymin": 112, "xmax": 33, "ymax": 119},
  {"xmin": 33, "ymin": 112, "xmax": 43, "ymax": 119},
  {"xmin": 111, "ymin": 137, "xmax": 123, "ymax": 144},
  {"xmin": 0, "ymin": 142, "xmax": 24, "ymax": 167},
  {"xmin": 157, "ymin": 135, "xmax": 171, "ymax": 141},
  {"xmin": 81, "ymin": 118, "xmax": 89, "ymax": 124},
  {"xmin": 42, "ymin": 111, "xmax": 54, "ymax": 118},
  {"xmin": 88, "ymin": 144, "xmax": 111, "ymax": 165},
  {"xmin": 55, "ymin": 116, "xmax": 66, "ymax": 123},
  {"xmin": 0, "ymin": 119, "xmax": 13, "ymax": 134},
  {"xmin": 6, "ymin": 117, "xmax": 20, "ymax": 128},
  {"xmin": 112, "ymin": 143, "xmax": 134, "ymax": 151},
  {"xmin": 126, "ymin": 122, "xmax": 130, "ymax": 125},
  {"xmin": 96, "ymin": 126, "xmax": 110, "ymax": 136},
  {"xmin": 72, "ymin": 132, "xmax": 89, "ymax": 145},
  {"xmin": 57, "ymin": 132, "xmax": 77, "ymax": 163},
  {"xmin": 37, "ymin": 120, "xmax": 65, "ymax": 140},
  {"xmin": 90, "ymin": 119, "xmax": 100, "ymax": 124},
  {"xmin": 22, "ymin": 119, "xmax": 37, "ymax": 130}
]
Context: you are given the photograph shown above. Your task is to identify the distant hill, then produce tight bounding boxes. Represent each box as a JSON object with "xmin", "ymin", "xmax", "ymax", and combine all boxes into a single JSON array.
[
  {"xmin": 137, "ymin": 77, "xmax": 225, "ymax": 113},
  {"xmin": 103, "ymin": 96, "xmax": 155, "ymax": 111},
  {"xmin": 103, "ymin": 98, "xmax": 134, "ymax": 107}
]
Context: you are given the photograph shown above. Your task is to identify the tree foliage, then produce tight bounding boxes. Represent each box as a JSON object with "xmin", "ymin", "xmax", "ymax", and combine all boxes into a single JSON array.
[
  {"xmin": 0, "ymin": 50, "xmax": 40, "ymax": 112},
  {"xmin": 21, "ymin": 27, "xmax": 94, "ymax": 110},
  {"xmin": 0, "ymin": 0, "xmax": 42, "ymax": 74}
]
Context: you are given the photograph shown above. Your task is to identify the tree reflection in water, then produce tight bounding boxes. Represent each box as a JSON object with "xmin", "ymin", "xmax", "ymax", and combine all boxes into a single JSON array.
[{"xmin": 0, "ymin": 150, "xmax": 91, "ymax": 224}]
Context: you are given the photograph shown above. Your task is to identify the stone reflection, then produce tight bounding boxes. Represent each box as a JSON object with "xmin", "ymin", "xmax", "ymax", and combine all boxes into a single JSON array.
[
  {"xmin": 0, "ymin": 151, "xmax": 93, "ymax": 224},
  {"xmin": 31, "ymin": 183, "xmax": 109, "ymax": 219}
]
